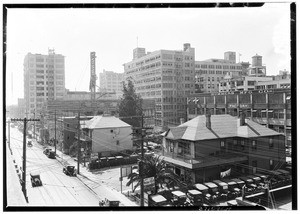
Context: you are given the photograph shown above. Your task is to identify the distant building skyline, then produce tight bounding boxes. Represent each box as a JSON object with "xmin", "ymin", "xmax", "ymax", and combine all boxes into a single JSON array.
[{"xmin": 5, "ymin": 4, "xmax": 291, "ymax": 105}]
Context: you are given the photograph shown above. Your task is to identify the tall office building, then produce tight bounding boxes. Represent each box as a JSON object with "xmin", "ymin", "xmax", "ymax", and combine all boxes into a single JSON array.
[
  {"xmin": 99, "ymin": 69, "xmax": 125, "ymax": 98},
  {"xmin": 195, "ymin": 52, "xmax": 250, "ymax": 93},
  {"xmin": 23, "ymin": 49, "xmax": 65, "ymax": 116},
  {"xmin": 124, "ymin": 43, "xmax": 195, "ymax": 128}
]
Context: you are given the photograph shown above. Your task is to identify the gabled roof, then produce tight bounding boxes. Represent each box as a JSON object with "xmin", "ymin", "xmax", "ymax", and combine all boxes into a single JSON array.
[
  {"xmin": 165, "ymin": 114, "xmax": 282, "ymax": 141},
  {"xmin": 85, "ymin": 115, "xmax": 131, "ymax": 129}
]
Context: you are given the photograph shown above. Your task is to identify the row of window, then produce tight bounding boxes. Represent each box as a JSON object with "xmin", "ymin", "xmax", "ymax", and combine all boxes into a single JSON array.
[{"xmin": 195, "ymin": 64, "xmax": 243, "ymax": 69}]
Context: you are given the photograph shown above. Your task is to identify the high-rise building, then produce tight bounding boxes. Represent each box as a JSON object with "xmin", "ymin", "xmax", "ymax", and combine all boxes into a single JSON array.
[
  {"xmin": 195, "ymin": 52, "xmax": 250, "ymax": 93},
  {"xmin": 23, "ymin": 49, "xmax": 65, "ymax": 115},
  {"xmin": 99, "ymin": 69, "xmax": 124, "ymax": 98},
  {"xmin": 124, "ymin": 43, "xmax": 196, "ymax": 128}
]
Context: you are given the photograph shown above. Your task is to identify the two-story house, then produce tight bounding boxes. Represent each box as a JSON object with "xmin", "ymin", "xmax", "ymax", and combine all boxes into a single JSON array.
[{"xmin": 161, "ymin": 113, "xmax": 285, "ymax": 184}]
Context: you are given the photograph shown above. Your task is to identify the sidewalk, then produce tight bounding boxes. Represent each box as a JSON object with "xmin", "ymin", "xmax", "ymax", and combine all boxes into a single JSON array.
[
  {"xmin": 6, "ymin": 145, "xmax": 27, "ymax": 207},
  {"xmin": 52, "ymin": 147, "xmax": 138, "ymax": 207}
]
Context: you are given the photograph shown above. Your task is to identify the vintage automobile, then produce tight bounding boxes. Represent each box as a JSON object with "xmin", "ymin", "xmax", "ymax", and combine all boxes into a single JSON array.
[
  {"xmin": 221, "ymin": 179, "xmax": 241, "ymax": 199},
  {"xmin": 194, "ymin": 183, "xmax": 214, "ymax": 204},
  {"xmin": 63, "ymin": 165, "xmax": 76, "ymax": 176},
  {"xmin": 43, "ymin": 148, "xmax": 51, "ymax": 155},
  {"xmin": 27, "ymin": 141, "xmax": 33, "ymax": 147},
  {"xmin": 203, "ymin": 182, "xmax": 219, "ymax": 202},
  {"xmin": 247, "ymin": 175, "xmax": 264, "ymax": 191},
  {"xmin": 30, "ymin": 173, "xmax": 42, "ymax": 187},
  {"xmin": 148, "ymin": 194, "xmax": 170, "ymax": 207},
  {"xmin": 99, "ymin": 197, "xmax": 120, "ymax": 207},
  {"xmin": 171, "ymin": 190, "xmax": 188, "ymax": 206},
  {"xmin": 47, "ymin": 151, "xmax": 56, "ymax": 159},
  {"xmin": 212, "ymin": 180, "xmax": 229, "ymax": 201},
  {"xmin": 186, "ymin": 189, "xmax": 203, "ymax": 206},
  {"xmin": 231, "ymin": 178, "xmax": 246, "ymax": 189},
  {"xmin": 239, "ymin": 177, "xmax": 257, "ymax": 193}
]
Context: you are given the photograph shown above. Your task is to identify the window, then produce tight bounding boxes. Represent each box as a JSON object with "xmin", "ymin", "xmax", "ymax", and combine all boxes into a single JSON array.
[
  {"xmin": 269, "ymin": 138, "xmax": 274, "ymax": 148},
  {"xmin": 221, "ymin": 141, "xmax": 225, "ymax": 147},
  {"xmin": 252, "ymin": 140, "xmax": 257, "ymax": 150},
  {"xmin": 241, "ymin": 140, "xmax": 245, "ymax": 150}
]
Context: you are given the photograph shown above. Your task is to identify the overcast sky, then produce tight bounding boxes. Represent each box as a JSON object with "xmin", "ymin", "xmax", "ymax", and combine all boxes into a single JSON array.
[{"xmin": 5, "ymin": 3, "xmax": 291, "ymax": 105}]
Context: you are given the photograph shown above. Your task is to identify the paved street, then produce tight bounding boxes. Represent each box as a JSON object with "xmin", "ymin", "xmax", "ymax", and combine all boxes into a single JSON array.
[
  {"xmin": 8, "ymin": 127, "xmax": 100, "ymax": 206},
  {"xmin": 7, "ymin": 126, "xmax": 138, "ymax": 207}
]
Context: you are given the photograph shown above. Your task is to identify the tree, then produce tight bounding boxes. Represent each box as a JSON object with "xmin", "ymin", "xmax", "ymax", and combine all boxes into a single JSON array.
[
  {"xmin": 118, "ymin": 79, "xmax": 143, "ymax": 127},
  {"xmin": 126, "ymin": 155, "xmax": 184, "ymax": 194}
]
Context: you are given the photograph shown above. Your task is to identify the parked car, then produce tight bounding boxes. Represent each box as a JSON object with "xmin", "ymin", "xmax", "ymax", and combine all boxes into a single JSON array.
[
  {"xmin": 239, "ymin": 177, "xmax": 257, "ymax": 193},
  {"xmin": 47, "ymin": 151, "xmax": 56, "ymax": 159},
  {"xmin": 171, "ymin": 190, "xmax": 188, "ymax": 206},
  {"xmin": 187, "ymin": 189, "xmax": 203, "ymax": 206},
  {"xmin": 203, "ymin": 182, "xmax": 219, "ymax": 203},
  {"xmin": 194, "ymin": 183, "xmax": 213, "ymax": 204},
  {"xmin": 63, "ymin": 165, "xmax": 76, "ymax": 176},
  {"xmin": 148, "ymin": 194, "xmax": 170, "ymax": 207},
  {"xmin": 212, "ymin": 180, "xmax": 229, "ymax": 200},
  {"xmin": 99, "ymin": 197, "xmax": 120, "ymax": 207},
  {"xmin": 30, "ymin": 173, "xmax": 42, "ymax": 187},
  {"xmin": 246, "ymin": 175, "xmax": 264, "ymax": 191},
  {"xmin": 221, "ymin": 179, "xmax": 241, "ymax": 199},
  {"xmin": 43, "ymin": 148, "xmax": 51, "ymax": 155}
]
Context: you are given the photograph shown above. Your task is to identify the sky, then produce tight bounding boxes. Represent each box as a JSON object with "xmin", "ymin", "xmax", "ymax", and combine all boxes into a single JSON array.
[{"xmin": 5, "ymin": 2, "xmax": 291, "ymax": 105}]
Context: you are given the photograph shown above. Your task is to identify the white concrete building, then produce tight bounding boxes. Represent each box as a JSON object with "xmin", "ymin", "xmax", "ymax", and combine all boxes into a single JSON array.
[
  {"xmin": 99, "ymin": 70, "xmax": 124, "ymax": 98},
  {"xmin": 124, "ymin": 43, "xmax": 196, "ymax": 128},
  {"xmin": 85, "ymin": 115, "xmax": 133, "ymax": 156},
  {"xmin": 23, "ymin": 49, "xmax": 65, "ymax": 115}
]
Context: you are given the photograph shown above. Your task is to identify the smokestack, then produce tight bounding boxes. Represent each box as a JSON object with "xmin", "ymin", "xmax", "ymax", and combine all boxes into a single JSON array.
[
  {"xmin": 206, "ymin": 112, "xmax": 211, "ymax": 129},
  {"xmin": 240, "ymin": 112, "xmax": 246, "ymax": 126}
]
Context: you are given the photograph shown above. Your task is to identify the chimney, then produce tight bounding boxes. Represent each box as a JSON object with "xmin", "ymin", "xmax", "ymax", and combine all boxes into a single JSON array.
[
  {"xmin": 206, "ymin": 112, "xmax": 211, "ymax": 129},
  {"xmin": 240, "ymin": 112, "xmax": 246, "ymax": 126}
]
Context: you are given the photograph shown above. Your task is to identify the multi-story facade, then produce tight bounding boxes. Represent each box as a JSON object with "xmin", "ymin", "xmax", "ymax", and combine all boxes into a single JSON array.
[
  {"xmin": 218, "ymin": 75, "xmax": 273, "ymax": 92},
  {"xmin": 195, "ymin": 52, "xmax": 250, "ymax": 93},
  {"xmin": 23, "ymin": 49, "xmax": 65, "ymax": 115},
  {"xmin": 99, "ymin": 70, "xmax": 124, "ymax": 98},
  {"xmin": 161, "ymin": 114, "xmax": 285, "ymax": 183},
  {"xmin": 255, "ymin": 72, "xmax": 291, "ymax": 90},
  {"xmin": 124, "ymin": 43, "xmax": 196, "ymax": 129},
  {"xmin": 186, "ymin": 88, "xmax": 291, "ymax": 151}
]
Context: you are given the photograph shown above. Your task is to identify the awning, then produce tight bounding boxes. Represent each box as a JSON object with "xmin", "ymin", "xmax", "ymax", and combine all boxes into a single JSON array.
[
  {"xmin": 267, "ymin": 110, "xmax": 274, "ymax": 112},
  {"xmin": 251, "ymin": 110, "xmax": 257, "ymax": 112},
  {"xmin": 260, "ymin": 110, "xmax": 267, "ymax": 113},
  {"xmin": 286, "ymin": 96, "xmax": 291, "ymax": 100}
]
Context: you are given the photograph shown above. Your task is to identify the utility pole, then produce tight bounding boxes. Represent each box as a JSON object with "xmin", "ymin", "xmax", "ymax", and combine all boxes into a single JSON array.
[
  {"xmin": 140, "ymin": 114, "xmax": 145, "ymax": 207},
  {"xmin": 54, "ymin": 109, "xmax": 57, "ymax": 155},
  {"xmin": 33, "ymin": 109, "xmax": 36, "ymax": 140},
  {"xmin": 11, "ymin": 117, "xmax": 39, "ymax": 202},
  {"xmin": 77, "ymin": 111, "xmax": 81, "ymax": 174}
]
